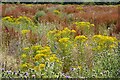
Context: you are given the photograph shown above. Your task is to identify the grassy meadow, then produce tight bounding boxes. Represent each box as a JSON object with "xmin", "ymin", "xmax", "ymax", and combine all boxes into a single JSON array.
[{"xmin": 0, "ymin": 3, "xmax": 120, "ymax": 78}]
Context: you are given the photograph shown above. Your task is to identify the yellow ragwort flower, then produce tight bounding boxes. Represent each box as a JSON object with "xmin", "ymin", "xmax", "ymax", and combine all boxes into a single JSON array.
[
  {"xmin": 33, "ymin": 66, "xmax": 39, "ymax": 71},
  {"xmin": 75, "ymin": 35, "xmax": 88, "ymax": 42},
  {"xmin": 71, "ymin": 30, "xmax": 76, "ymax": 33},
  {"xmin": 40, "ymin": 49, "xmax": 48, "ymax": 54},
  {"xmin": 53, "ymin": 10, "xmax": 60, "ymax": 14},
  {"xmin": 78, "ymin": 66, "xmax": 82, "ymax": 70},
  {"xmin": 76, "ymin": 6, "xmax": 83, "ymax": 10},
  {"xmin": 59, "ymin": 38, "xmax": 70, "ymax": 43},
  {"xmin": 21, "ymin": 30, "xmax": 30, "ymax": 34},
  {"xmin": 92, "ymin": 35, "xmax": 118, "ymax": 49},
  {"xmin": 23, "ymin": 47, "xmax": 29, "ymax": 51},
  {"xmin": 39, "ymin": 64, "xmax": 45, "ymax": 69},
  {"xmin": 21, "ymin": 63, "xmax": 28, "ymax": 69},
  {"xmin": 21, "ymin": 54, "xmax": 27, "ymax": 58},
  {"xmin": 34, "ymin": 53, "xmax": 44, "ymax": 60},
  {"xmin": 31, "ymin": 45, "xmax": 41, "ymax": 50},
  {"xmin": 2, "ymin": 16, "xmax": 14, "ymax": 22},
  {"xmin": 91, "ymin": 24, "xmax": 95, "ymax": 27},
  {"xmin": 49, "ymin": 57, "xmax": 55, "ymax": 62}
]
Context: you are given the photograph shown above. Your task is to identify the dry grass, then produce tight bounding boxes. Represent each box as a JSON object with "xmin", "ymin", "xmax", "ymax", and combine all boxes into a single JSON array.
[
  {"xmin": 0, "ymin": 27, "xmax": 19, "ymax": 71},
  {"xmin": 0, "ymin": 47, "xmax": 18, "ymax": 71}
]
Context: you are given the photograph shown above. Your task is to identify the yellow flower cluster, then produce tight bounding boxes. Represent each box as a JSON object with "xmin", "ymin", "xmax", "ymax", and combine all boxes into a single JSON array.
[
  {"xmin": 21, "ymin": 54, "xmax": 27, "ymax": 58},
  {"xmin": 21, "ymin": 63, "xmax": 30, "ymax": 69},
  {"xmin": 53, "ymin": 10, "xmax": 60, "ymax": 14},
  {"xmin": 23, "ymin": 47, "xmax": 30, "ymax": 51},
  {"xmin": 2, "ymin": 16, "xmax": 35, "ymax": 26},
  {"xmin": 54, "ymin": 28, "xmax": 72, "ymax": 38},
  {"xmin": 34, "ymin": 53, "xmax": 45, "ymax": 61},
  {"xmin": 34, "ymin": 46, "xmax": 59, "ymax": 58},
  {"xmin": 74, "ymin": 21, "xmax": 94, "ymax": 29},
  {"xmin": 39, "ymin": 64, "xmax": 45, "ymax": 69},
  {"xmin": 61, "ymin": 28, "xmax": 71, "ymax": 34},
  {"xmin": 59, "ymin": 38, "xmax": 70, "ymax": 43},
  {"xmin": 33, "ymin": 66, "xmax": 39, "ymax": 71},
  {"xmin": 34, "ymin": 46, "xmax": 52, "ymax": 61},
  {"xmin": 75, "ymin": 35, "xmax": 88, "ymax": 42},
  {"xmin": 33, "ymin": 63, "xmax": 46, "ymax": 71},
  {"xmin": 47, "ymin": 29, "xmax": 57, "ymax": 35},
  {"xmin": 48, "ymin": 28, "xmax": 89, "ymax": 51},
  {"xmin": 58, "ymin": 37, "xmax": 71, "ymax": 48},
  {"xmin": 71, "ymin": 30, "xmax": 76, "ymax": 33},
  {"xmin": 31, "ymin": 45, "xmax": 42, "ymax": 50},
  {"xmin": 93, "ymin": 35, "xmax": 117, "ymax": 43},
  {"xmin": 21, "ymin": 45, "xmax": 62, "ymax": 71},
  {"xmin": 16, "ymin": 16, "xmax": 33, "ymax": 24},
  {"xmin": 47, "ymin": 27, "xmax": 76, "ymax": 41},
  {"xmin": 76, "ymin": 6, "xmax": 83, "ymax": 10},
  {"xmin": 21, "ymin": 30, "xmax": 30, "ymax": 34},
  {"xmin": 37, "ymin": 50, "xmax": 48, "ymax": 54},
  {"xmin": 2, "ymin": 16, "xmax": 15, "ymax": 22},
  {"xmin": 36, "ymin": 46, "xmax": 51, "ymax": 54},
  {"xmin": 49, "ymin": 55, "xmax": 59, "ymax": 62},
  {"xmin": 21, "ymin": 63, "xmax": 28, "ymax": 68},
  {"xmin": 92, "ymin": 35, "xmax": 118, "ymax": 50}
]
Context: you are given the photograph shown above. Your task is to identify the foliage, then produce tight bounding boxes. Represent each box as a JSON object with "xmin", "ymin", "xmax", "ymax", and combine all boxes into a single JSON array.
[
  {"xmin": 1, "ymin": 4, "xmax": 120, "ymax": 78},
  {"xmin": 20, "ymin": 45, "xmax": 62, "ymax": 78}
]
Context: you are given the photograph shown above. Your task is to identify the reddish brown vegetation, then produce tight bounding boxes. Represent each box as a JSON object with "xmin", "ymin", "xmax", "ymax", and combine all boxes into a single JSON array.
[
  {"xmin": 2, "ymin": 26, "xmax": 20, "ymax": 46},
  {"xmin": 2, "ymin": 4, "xmax": 120, "ymax": 35},
  {"xmin": 0, "ymin": 4, "xmax": 2, "ymax": 16},
  {"xmin": 115, "ymin": 6, "xmax": 120, "ymax": 34},
  {"xmin": 63, "ymin": 5, "xmax": 80, "ymax": 14},
  {"xmin": 39, "ymin": 12, "xmax": 60, "ymax": 23},
  {"xmin": 27, "ymin": 30, "xmax": 40, "ymax": 44}
]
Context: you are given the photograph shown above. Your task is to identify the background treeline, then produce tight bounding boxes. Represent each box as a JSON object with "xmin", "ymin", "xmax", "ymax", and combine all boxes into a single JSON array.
[{"xmin": 2, "ymin": 2, "xmax": 120, "ymax": 5}]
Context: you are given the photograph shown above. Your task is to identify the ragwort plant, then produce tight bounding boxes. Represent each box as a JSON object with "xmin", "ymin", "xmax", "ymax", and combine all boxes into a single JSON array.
[
  {"xmin": 20, "ymin": 45, "xmax": 62, "ymax": 78},
  {"xmin": 2, "ymin": 16, "xmax": 36, "ymax": 31},
  {"xmin": 91, "ymin": 35, "xmax": 120, "ymax": 78},
  {"xmin": 47, "ymin": 27, "xmax": 89, "ymax": 74},
  {"xmin": 47, "ymin": 28, "xmax": 75, "ymax": 73},
  {"xmin": 74, "ymin": 21, "xmax": 94, "ymax": 36}
]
